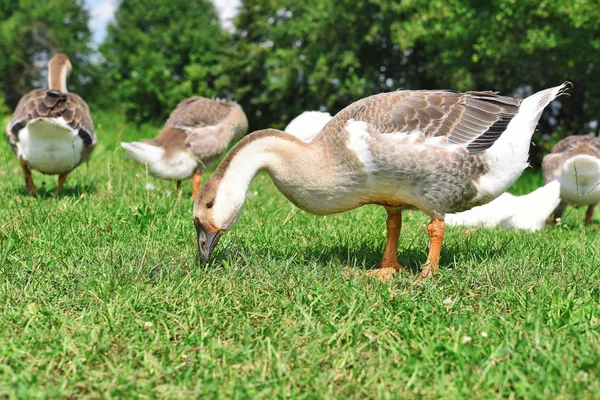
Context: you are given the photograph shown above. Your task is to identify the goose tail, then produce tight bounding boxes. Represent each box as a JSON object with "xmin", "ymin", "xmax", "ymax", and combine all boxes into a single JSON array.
[
  {"xmin": 519, "ymin": 82, "xmax": 571, "ymax": 123},
  {"xmin": 121, "ymin": 141, "xmax": 163, "ymax": 166}
]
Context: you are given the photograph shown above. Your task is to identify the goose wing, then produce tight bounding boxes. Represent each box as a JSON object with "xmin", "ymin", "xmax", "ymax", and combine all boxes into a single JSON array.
[
  {"xmin": 7, "ymin": 89, "xmax": 95, "ymax": 147},
  {"xmin": 335, "ymin": 90, "xmax": 522, "ymax": 153},
  {"xmin": 165, "ymin": 97, "xmax": 233, "ymax": 132}
]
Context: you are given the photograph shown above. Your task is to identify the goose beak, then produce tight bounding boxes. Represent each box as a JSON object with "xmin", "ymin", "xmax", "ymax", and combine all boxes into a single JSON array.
[{"xmin": 195, "ymin": 220, "xmax": 222, "ymax": 264}]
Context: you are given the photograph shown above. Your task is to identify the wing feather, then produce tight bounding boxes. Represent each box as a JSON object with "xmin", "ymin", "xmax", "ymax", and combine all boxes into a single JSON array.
[
  {"xmin": 7, "ymin": 89, "xmax": 95, "ymax": 146},
  {"xmin": 165, "ymin": 97, "xmax": 234, "ymax": 131},
  {"xmin": 330, "ymin": 89, "xmax": 522, "ymax": 153}
]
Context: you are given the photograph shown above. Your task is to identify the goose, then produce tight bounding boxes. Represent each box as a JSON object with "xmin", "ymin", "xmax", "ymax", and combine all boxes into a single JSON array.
[
  {"xmin": 121, "ymin": 97, "xmax": 248, "ymax": 197},
  {"xmin": 193, "ymin": 83, "xmax": 569, "ymax": 278},
  {"xmin": 285, "ymin": 111, "xmax": 562, "ymax": 232},
  {"xmin": 542, "ymin": 135, "xmax": 600, "ymax": 226},
  {"xmin": 445, "ymin": 180, "xmax": 561, "ymax": 232},
  {"xmin": 284, "ymin": 111, "xmax": 332, "ymax": 143},
  {"xmin": 5, "ymin": 53, "xmax": 96, "ymax": 196}
]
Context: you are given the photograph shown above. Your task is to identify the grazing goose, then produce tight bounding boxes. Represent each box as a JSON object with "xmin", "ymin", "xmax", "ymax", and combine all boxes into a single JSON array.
[
  {"xmin": 446, "ymin": 181, "xmax": 561, "ymax": 232},
  {"xmin": 5, "ymin": 53, "xmax": 95, "ymax": 195},
  {"xmin": 284, "ymin": 111, "xmax": 332, "ymax": 143},
  {"xmin": 193, "ymin": 84, "xmax": 569, "ymax": 278},
  {"xmin": 286, "ymin": 110, "xmax": 563, "ymax": 232},
  {"xmin": 542, "ymin": 135, "xmax": 600, "ymax": 226},
  {"xmin": 121, "ymin": 97, "xmax": 248, "ymax": 197}
]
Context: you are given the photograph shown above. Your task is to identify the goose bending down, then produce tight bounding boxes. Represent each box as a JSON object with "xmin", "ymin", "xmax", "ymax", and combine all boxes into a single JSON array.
[
  {"xmin": 286, "ymin": 112, "xmax": 562, "ymax": 233},
  {"xmin": 285, "ymin": 111, "xmax": 562, "ymax": 232},
  {"xmin": 121, "ymin": 98, "xmax": 248, "ymax": 197},
  {"xmin": 193, "ymin": 84, "xmax": 569, "ymax": 278},
  {"xmin": 445, "ymin": 181, "xmax": 561, "ymax": 232},
  {"xmin": 5, "ymin": 53, "xmax": 96, "ymax": 196},
  {"xmin": 542, "ymin": 135, "xmax": 600, "ymax": 225},
  {"xmin": 284, "ymin": 111, "xmax": 332, "ymax": 143}
]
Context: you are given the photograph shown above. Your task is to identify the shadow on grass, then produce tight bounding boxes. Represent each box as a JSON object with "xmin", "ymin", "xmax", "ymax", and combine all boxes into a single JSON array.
[
  {"xmin": 314, "ymin": 241, "xmax": 507, "ymax": 275},
  {"xmin": 16, "ymin": 182, "xmax": 97, "ymax": 198},
  {"xmin": 208, "ymin": 237, "xmax": 509, "ymax": 276}
]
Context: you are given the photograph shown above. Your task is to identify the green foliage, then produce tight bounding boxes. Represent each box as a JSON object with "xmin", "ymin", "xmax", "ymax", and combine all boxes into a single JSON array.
[
  {"xmin": 383, "ymin": 0, "xmax": 600, "ymax": 164},
  {"xmin": 98, "ymin": 0, "xmax": 225, "ymax": 123},
  {"xmin": 1, "ymin": 113, "xmax": 599, "ymax": 397},
  {"xmin": 220, "ymin": 0, "xmax": 407, "ymax": 129},
  {"xmin": 0, "ymin": 0, "xmax": 92, "ymax": 108},
  {"xmin": 223, "ymin": 0, "xmax": 599, "ymax": 144}
]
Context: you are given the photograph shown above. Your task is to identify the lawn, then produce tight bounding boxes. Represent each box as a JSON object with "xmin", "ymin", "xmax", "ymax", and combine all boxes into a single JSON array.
[{"xmin": 1, "ymin": 111, "xmax": 599, "ymax": 399}]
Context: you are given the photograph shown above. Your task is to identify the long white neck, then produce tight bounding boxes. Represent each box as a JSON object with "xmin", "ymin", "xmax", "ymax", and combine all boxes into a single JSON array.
[
  {"xmin": 221, "ymin": 135, "xmax": 288, "ymax": 191},
  {"xmin": 48, "ymin": 61, "xmax": 69, "ymax": 92},
  {"xmin": 211, "ymin": 130, "xmax": 322, "ymax": 227}
]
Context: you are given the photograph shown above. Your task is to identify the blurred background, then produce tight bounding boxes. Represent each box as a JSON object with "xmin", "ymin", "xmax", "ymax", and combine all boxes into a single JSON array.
[{"xmin": 1, "ymin": 0, "xmax": 599, "ymax": 165}]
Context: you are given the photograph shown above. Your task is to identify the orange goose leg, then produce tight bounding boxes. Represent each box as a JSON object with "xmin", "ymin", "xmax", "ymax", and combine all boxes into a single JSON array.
[
  {"xmin": 56, "ymin": 173, "xmax": 68, "ymax": 194},
  {"xmin": 192, "ymin": 173, "xmax": 202, "ymax": 198},
  {"xmin": 370, "ymin": 210, "xmax": 405, "ymax": 279},
  {"xmin": 421, "ymin": 218, "xmax": 445, "ymax": 277},
  {"xmin": 585, "ymin": 204, "xmax": 596, "ymax": 226},
  {"xmin": 20, "ymin": 159, "xmax": 37, "ymax": 196}
]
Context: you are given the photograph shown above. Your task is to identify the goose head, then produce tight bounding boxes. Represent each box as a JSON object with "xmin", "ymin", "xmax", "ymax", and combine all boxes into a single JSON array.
[{"xmin": 192, "ymin": 168, "xmax": 245, "ymax": 263}]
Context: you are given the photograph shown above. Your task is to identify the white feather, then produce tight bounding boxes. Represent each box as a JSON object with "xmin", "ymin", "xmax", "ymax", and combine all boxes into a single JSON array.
[
  {"xmin": 446, "ymin": 181, "xmax": 561, "ymax": 231},
  {"xmin": 121, "ymin": 141, "xmax": 197, "ymax": 180},
  {"xmin": 284, "ymin": 111, "xmax": 332, "ymax": 143},
  {"xmin": 558, "ymin": 155, "xmax": 600, "ymax": 205},
  {"xmin": 345, "ymin": 119, "xmax": 376, "ymax": 171},
  {"xmin": 474, "ymin": 83, "xmax": 569, "ymax": 202},
  {"xmin": 17, "ymin": 117, "xmax": 84, "ymax": 174}
]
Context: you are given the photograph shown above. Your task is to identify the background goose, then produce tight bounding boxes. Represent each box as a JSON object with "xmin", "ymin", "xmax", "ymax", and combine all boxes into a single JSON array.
[
  {"xmin": 121, "ymin": 97, "xmax": 248, "ymax": 197},
  {"xmin": 284, "ymin": 111, "xmax": 332, "ymax": 143},
  {"xmin": 446, "ymin": 181, "xmax": 561, "ymax": 232},
  {"xmin": 193, "ymin": 84, "xmax": 569, "ymax": 278},
  {"xmin": 542, "ymin": 135, "xmax": 600, "ymax": 225},
  {"xmin": 5, "ymin": 53, "xmax": 95, "ymax": 196}
]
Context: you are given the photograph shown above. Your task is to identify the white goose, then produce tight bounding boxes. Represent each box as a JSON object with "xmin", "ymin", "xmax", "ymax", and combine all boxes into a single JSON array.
[
  {"xmin": 193, "ymin": 84, "xmax": 569, "ymax": 278},
  {"xmin": 284, "ymin": 111, "xmax": 332, "ymax": 143},
  {"xmin": 445, "ymin": 181, "xmax": 562, "ymax": 231},
  {"xmin": 542, "ymin": 135, "xmax": 600, "ymax": 225},
  {"xmin": 5, "ymin": 54, "xmax": 96, "ymax": 195},
  {"xmin": 121, "ymin": 97, "xmax": 248, "ymax": 197}
]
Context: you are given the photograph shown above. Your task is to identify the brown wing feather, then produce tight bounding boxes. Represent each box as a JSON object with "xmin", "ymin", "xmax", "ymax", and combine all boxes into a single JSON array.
[
  {"xmin": 165, "ymin": 97, "xmax": 234, "ymax": 130},
  {"xmin": 7, "ymin": 89, "xmax": 95, "ymax": 146},
  {"xmin": 332, "ymin": 90, "xmax": 522, "ymax": 153},
  {"xmin": 550, "ymin": 135, "xmax": 600, "ymax": 154}
]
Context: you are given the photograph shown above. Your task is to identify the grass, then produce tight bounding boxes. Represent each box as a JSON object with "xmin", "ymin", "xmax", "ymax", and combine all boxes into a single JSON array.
[{"xmin": 1, "ymin": 110, "xmax": 599, "ymax": 398}]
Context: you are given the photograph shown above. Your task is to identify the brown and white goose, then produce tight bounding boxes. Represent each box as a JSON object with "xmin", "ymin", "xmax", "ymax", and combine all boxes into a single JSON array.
[
  {"xmin": 193, "ymin": 84, "xmax": 569, "ymax": 278},
  {"xmin": 542, "ymin": 135, "xmax": 600, "ymax": 226},
  {"xmin": 5, "ymin": 53, "xmax": 95, "ymax": 195},
  {"xmin": 121, "ymin": 97, "xmax": 248, "ymax": 197}
]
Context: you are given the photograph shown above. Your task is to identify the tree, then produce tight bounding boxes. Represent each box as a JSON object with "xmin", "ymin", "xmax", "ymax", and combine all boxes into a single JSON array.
[
  {"xmin": 219, "ymin": 0, "xmax": 405, "ymax": 130},
  {"xmin": 223, "ymin": 0, "xmax": 599, "ymax": 164},
  {"xmin": 383, "ymin": 0, "xmax": 600, "ymax": 162},
  {"xmin": 99, "ymin": 0, "xmax": 225, "ymax": 123},
  {"xmin": 0, "ymin": 0, "xmax": 92, "ymax": 110}
]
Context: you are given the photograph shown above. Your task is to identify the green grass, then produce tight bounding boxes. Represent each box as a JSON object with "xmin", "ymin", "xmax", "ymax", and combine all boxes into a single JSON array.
[{"xmin": 1, "ymin": 111, "xmax": 599, "ymax": 399}]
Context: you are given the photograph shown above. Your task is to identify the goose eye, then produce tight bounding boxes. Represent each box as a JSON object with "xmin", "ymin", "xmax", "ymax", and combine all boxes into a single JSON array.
[{"xmin": 207, "ymin": 201, "xmax": 214, "ymax": 209}]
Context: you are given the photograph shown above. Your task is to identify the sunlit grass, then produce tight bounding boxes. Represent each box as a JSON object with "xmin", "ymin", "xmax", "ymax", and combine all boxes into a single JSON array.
[{"xmin": 1, "ymin": 111, "xmax": 599, "ymax": 398}]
